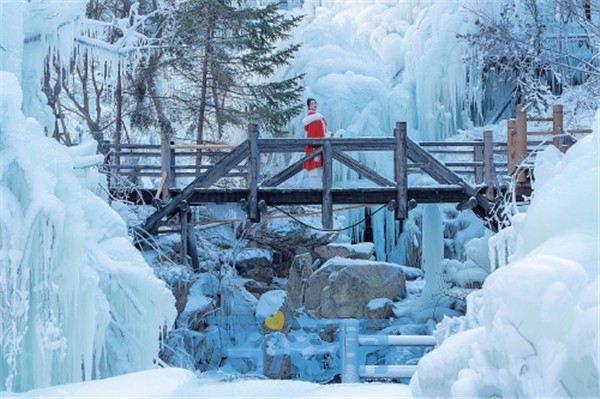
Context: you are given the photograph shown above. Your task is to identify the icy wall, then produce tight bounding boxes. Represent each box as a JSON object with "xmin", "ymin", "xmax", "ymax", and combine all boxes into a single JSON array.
[
  {"xmin": 285, "ymin": 0, "xmax": 509, "ymax": 142},
  {"xmin": 0, "ymin": 1, "xmax": 176, "ymax": 393},
  {"xmin": 411, "ymin": 115, "xmax": 600, "ymax": 398},
  {"xmin": 0, "ymin": 70, "xmax": 176, "ymax": 393}
]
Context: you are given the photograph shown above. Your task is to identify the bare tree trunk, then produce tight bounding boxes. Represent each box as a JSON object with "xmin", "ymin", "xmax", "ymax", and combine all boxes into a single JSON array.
[
  {"xmin": 196, "ymin": 22, "xmax": 215, "ymax": 166},
  {"xmin": 114, "ymin": 61, "xmax": 123, "ymax": 170},
  {"xmin": 146, "ymin": 54, "xmax": 172, "ymax": 201},
  {"xmin": 196, "ymin": 54, "xmax": 210, "ymax": 166},
  {"xmin": 115, "ymin": 62, "xmax": 123, "ymax": 144},
  {"xmin": 196, "ymin": 56, "xmax": 209, "ymax": 166}
]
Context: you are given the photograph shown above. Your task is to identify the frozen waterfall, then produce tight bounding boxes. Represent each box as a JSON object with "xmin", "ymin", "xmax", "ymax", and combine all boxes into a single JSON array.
[{"xmin": 0, "ymin": 1, "xmax": 176, "ymax": 392}]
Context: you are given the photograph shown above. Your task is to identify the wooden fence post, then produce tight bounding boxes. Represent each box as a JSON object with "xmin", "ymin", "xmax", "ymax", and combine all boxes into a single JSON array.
[
  {"xmin": 515, "ymin": 104, "xmax": 529, "ymax": 183},
  {"xmin": 247, "ymin": 123, "xmax": 260, "ymax": 222},
  {"xmin": 507, "ymin": 104, "xmax": 528, "ymax": 183},
  {"xmin": 483, "ymin": 130, "xmax": 497, "ymax": 200},
  {"xmin": 322, "ymin": 139, "xmax": 333, "ymax": 229},
  {"xmin": 553, "ymin": 104, "xmax": 565, "ymax": 152},
  {"xmin": 161, "ymin": 133, "xmax": 172, "ymax": 202},
  {"xmin": 507, "ymin": 118, "xmax": 516, "ymax": 175},
  {"xmin": 474, "ymin": 139, "xmax": 484, "ymax": 185},
  {"xmin": 394, "ymin": 122, "xmax": 408, "ymax": 221},
  {"xmin": 168, "ymin": 141, "xmax": 176, "ymax": 191}
]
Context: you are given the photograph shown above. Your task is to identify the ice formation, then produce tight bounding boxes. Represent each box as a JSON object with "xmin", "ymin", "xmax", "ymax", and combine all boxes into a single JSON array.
[{"xmin": 0, "ymin": 1, "xmax": 176, "ymax": 392}]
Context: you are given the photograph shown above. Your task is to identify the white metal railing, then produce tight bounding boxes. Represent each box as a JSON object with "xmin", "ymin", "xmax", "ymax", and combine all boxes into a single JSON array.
[{"xmin": 340, "ymin": 319, "xmax": 437, "ymax": 383}]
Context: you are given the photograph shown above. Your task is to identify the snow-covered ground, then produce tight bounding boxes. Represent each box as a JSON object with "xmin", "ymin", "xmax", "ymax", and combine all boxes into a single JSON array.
[{"xmin": 2, "ymin": 368, "xmax": 412, "ymax": 398}]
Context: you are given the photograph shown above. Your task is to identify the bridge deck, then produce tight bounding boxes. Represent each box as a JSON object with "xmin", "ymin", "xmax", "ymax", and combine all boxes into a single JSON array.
[{"xmin": 118, "ymin": 185, "xmax": 471, "ymax": 206}]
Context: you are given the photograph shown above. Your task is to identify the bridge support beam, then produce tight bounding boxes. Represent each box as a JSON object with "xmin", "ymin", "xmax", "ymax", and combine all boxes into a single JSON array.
[
  {"xmin": 394, "ymin": 121, "xmax": 408, "ymax": 222},
  {"xmin": 322, "ymin": 139, "xmax": 333, "ymax": 229},
  {"xmin": 178, "ymin": 201, "xmax": 199, "ymax": 271},
  {"xmin": 247, "ymin": 123, "xmax": 260, "ymax": 222}
]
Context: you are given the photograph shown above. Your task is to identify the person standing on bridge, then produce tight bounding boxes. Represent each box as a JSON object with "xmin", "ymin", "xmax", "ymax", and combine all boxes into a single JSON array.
[{"xmin": 303, "ymin": 98, "xmax": 330, "ymax": 188}]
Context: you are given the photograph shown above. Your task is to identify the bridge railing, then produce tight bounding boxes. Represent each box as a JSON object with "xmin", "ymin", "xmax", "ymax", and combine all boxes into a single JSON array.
[
  {"xmin": 99, "ymin": 103, "xmax": 590, "ymax": 200},
  {"xmin": 245, "ymin": 122, "xmax": 412, "ymax": 227},
  {"xmin": 124, "ymin": 122, "xmax": 499, "ymax": 235},
  {"xmin": 99, "ymin": 130, "xmax": 507, "ymax": 200},
  {"xmin": 98, "ymin": 142, "xmax": 245, "ymax": 186},
  {"xmin": 418, "ymin": 132, "xmax": 506, "ymax": 201},
  {"xmin": 507, "ymin": 103, "xmax": 592, "ymax": 185}
]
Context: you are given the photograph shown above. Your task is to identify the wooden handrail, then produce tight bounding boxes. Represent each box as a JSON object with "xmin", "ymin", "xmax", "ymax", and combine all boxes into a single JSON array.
[
  {"xmin": 506, "ymin": 103, "xmax": 592, "ymax": 182},
  {"xmin": 567, "ymin": 128, "xmax": 593, "ymax": 134},
  {"xmin": 169, "ymin": 144, "xmax": 237, "ymax": 150},
  {"xmin": 102, "ymin": 140, "xmax": 508, "ymax": 183}
]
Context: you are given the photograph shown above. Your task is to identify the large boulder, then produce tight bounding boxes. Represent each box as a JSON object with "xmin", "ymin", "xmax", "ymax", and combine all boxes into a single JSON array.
[{"xmin": 305, "ymin": 258, "xmax": 407, "ymax": 318}]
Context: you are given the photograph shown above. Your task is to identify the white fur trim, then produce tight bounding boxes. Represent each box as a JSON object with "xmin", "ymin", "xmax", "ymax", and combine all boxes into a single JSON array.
[{"xmin": 303, "ymin": 113, "xmax": 324, "ymax": 126}]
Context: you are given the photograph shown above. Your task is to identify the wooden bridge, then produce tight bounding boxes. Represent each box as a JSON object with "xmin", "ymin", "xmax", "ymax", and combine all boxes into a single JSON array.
[
  {"xmin": 99, "ymin": 105, "xmax": 590, "ymax": 266},
  {"xmin": 102, "ymin": 122, "xmax": 498, "ymax": 227}
]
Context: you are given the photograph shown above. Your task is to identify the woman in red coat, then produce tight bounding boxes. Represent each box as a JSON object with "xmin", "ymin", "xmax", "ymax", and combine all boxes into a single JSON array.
[{"xmin": 303, "ymin": 98, "xmax": 327, "ymax": 188}]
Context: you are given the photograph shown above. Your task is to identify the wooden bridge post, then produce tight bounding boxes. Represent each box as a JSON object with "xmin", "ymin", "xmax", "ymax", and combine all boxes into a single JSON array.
[
  {"xmin": 483, "ymin": 130, "xmax": 497, "ymax": 200},
  {"xmin": 96, "ymin": 131, "xmax": 112, "ymax": 187},
  {"xmin": 322, "ymin": 139, "xmax": 333, "ymax": 229},
  {"xmin": 394, "ymin": 122, "xmax": 408, "ymax": 221},
  {"xmin": 553, "ymin": 104, "xmax": 565, "ymax": 152},
  {"xmin": 96, "ymin": 131, "xmax": 105, "ymax": 155},
  {"xmin": 247, "ymin": 123, "xmax": 260, "ymax": 222}
]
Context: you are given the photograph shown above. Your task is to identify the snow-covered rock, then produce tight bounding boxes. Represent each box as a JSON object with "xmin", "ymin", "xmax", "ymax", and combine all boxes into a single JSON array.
[
  {"xmin": 314, "ymin": 242, "xmax": 375, "ymax": 262},
  {"xmin": 366, "ymin": 298, "xmax": 395, "ymax": 319},
  {"xmin": 234, "ymin": 247, "xmax": 274, "ymax": 283},
  {"xmin": 304, "ymin": 258, "xmax": 407, "ymax": 318}
]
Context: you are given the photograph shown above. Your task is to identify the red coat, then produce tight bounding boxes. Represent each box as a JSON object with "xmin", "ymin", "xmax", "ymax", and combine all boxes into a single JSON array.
[{"xmin": 302, "ymin": 110, "xmax": 327, "ymax": 170}]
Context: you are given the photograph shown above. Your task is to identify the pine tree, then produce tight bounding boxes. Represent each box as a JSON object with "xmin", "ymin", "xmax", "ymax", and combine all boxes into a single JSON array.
[{"xmin": 165, "ymin": 0, "xmax": 305, "ymax": 145}]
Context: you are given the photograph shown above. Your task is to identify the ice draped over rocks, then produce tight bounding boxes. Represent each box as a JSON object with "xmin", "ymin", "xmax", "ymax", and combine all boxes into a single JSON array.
[
  {"xmin": 0, "ymin": 2, "xmax": 175, "ymax": 391},
  {"xmin": 0, "ymin": 0, "xmax": 85, "ymax": 132},
  {"xmin": 286, "ymin": 1, "xmax": 506, "ymax": 143},
  {"xmin": 410, "ymin": 116, "xmax": 600, "ymax": 398},
  {"xmin": 0, "ymin": 73, "xmax": 176, "ymax": 391}
]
